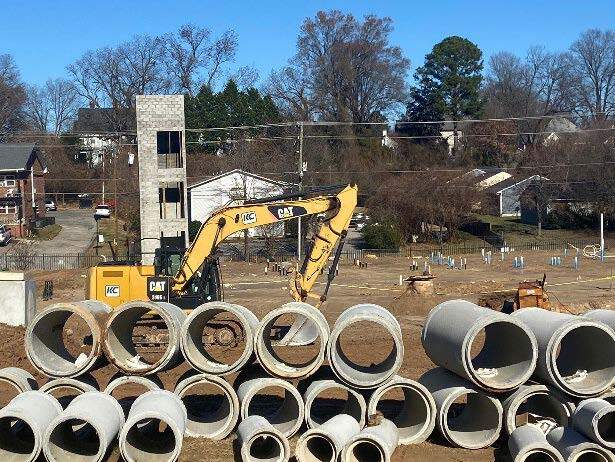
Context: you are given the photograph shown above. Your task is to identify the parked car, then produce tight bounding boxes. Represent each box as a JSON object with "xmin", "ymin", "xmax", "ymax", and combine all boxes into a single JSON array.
[
  {"xmin": 0, "ymin": 225, "xmax": 12, "ymax": 246},
  {"xmin": 94, "ymin": 204, "xmax": 111, "ymax": 219},
  {"xmin": 45, "ymin": 199, "xmax": 57, "ymax": 211}
]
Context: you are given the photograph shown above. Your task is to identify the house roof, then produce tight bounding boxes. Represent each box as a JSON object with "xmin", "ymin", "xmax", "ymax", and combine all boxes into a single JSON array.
[
  {"xmin": 188, "ymin": 169, "xmax": 294, "ymax": 190},
  {"xmin": 73, "ymin": 108, "xmax": 136, "ymax": 133},
  {"xmin": 0, "ymin": 143, "xmax": 46, "ymax": 171},
  {"xmin": 484, "ymin": 174, "xmax": 543, "ymax": 194}
]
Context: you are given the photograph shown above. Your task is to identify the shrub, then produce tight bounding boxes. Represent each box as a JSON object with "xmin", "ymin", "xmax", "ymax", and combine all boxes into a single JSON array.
[{"xmin": 362, "ymin": 223, "xmax": 402, "ymax": 249}]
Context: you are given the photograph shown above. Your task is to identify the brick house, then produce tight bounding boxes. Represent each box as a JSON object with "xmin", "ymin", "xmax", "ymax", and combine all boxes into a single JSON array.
[{"xmin": 0, "ymin": 144, "xmax": 47, "ymax": 237}]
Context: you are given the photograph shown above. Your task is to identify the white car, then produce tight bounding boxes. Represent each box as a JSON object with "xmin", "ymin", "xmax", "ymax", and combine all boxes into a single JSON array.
[
  {"xmin": 94, "ymin": 204, "xmax": 111, "ymax": 219},
  {"xmin": 45, "ymin": 199, "xmax": 57, "ymax": 211}
]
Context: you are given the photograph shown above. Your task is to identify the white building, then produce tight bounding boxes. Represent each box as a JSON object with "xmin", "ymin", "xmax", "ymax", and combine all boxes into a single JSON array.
[{"xmin": 188, "ymin": 169, "xmax": 293, "ymax": 238}]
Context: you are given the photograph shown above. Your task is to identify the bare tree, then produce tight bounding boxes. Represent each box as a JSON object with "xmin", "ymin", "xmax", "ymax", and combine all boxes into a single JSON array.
[
  {"xmin": 231, "ymin": 65, "xmax": 260, "ymax": 90},
  {"xmin": 46, "ymin": 78, "xmax": 80, "ymax": 134},
  {"xmin": 566, "ymin": 29, "xmax": 615, "ymax": 121},
  {"xmin": 267, "ymin": 10, "xmax": 409, "ymax": 122},
  {"xmin": 24, "ymin": 84, "xmax": 50, "ymax": 132},
  {"xmin": 0, "ymin": 54, "xmax": 26, "ymax": 135}
]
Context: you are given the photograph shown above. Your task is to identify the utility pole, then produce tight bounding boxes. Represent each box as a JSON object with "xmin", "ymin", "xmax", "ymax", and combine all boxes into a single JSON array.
[{"xmin": 297, "ymin": 122, "xmax": 304, "ymax": 260}]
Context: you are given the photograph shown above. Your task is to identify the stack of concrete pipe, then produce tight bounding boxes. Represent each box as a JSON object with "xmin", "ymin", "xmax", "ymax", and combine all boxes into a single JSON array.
[
  {"xmin": 4, "ymin": 296, "xmax": 614, "ymax": 461},
  {"xmin": 420, "ymin": 299, "xmax": 615, "ymax": 461}
]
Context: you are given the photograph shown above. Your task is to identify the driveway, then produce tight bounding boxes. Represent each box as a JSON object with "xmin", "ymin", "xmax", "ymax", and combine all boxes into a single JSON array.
[{"xmin": 33, "ymin": 209, "xmax": 96, "ymax": 254}]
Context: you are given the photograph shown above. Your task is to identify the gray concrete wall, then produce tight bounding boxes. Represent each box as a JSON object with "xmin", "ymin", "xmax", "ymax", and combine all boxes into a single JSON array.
[
  {"xmin": 0, "ymin": 273, "xmax": 35, "ymax": 326},
  {"xmin": 136, "ymin": 95, "xmax": 189, "ymax": 264}
]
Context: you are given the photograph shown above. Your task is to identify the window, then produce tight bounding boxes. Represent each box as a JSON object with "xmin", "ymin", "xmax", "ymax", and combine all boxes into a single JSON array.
[
  {"xmin": 0, "ymin": 205, "xmax": 17, "ymax": 214},
  {"xmin": 159, "ymin": 182, "xmax": 185, "ymax": 219},
  {"xmin": 157, "ymin": 131, "xmax": 183, "ymax": 168},
  {"xmin": 0, "ymin": 176, "xmax": 16, "ymax": 187}
]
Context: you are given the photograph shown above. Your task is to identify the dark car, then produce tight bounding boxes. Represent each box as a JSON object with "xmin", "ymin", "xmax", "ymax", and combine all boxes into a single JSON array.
[{"xmin": 0, "ymin": 225, "xmax": 12, "ymax": 246}]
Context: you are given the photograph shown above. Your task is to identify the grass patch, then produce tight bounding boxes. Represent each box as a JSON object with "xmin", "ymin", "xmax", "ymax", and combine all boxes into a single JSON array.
[
  {"xmin": 33, "ymin": 224, "xmax": 62, "ymax": 240},
  {"xmin": 90, "ymin": 217, "xmax": 133, "ymax": 257}
]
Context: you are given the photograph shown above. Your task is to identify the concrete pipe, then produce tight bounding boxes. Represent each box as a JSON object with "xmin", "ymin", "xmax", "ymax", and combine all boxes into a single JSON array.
[
  {"xmin": 304, "ymin": 379, "xmax": 366, "ymax": 429},
  {"xmin": 0, "ymin": 391, "xmax": 61, "ymax": 462},
  {"xmin": 104, "ymin": 374, "xmax": 161, "ymax": 417},
  {"xmin": 237, "ymin": 415, "xmax": 290, "ymax": 462},
  {"xmin": 328, "ymin": 304, "xmax": 403, "ymax": 389},
  {"xmin": 296, "ymin": 414, "xmax": 361, "ymax": 462},
  {"xmin": 40, "ymin": 377, "xmax": 98, "ymax": 408},
  {"xmin": 0, "ymin": 367, "xmax": 37, "ymax": 406},
  {"xmin": 26, "ymin": 301, "xmax": 111, "ymax": 378},
  {"xmin": 547, "ymin": 426, "xmax": 615, "ymax": 462},
  {"xmin": 601, "ymin": 389, "xmax": 615, "ymax": 405},
  {"xmin": 340, "ymin": 418, "xmax": 399, "ymax": 462},
  {"xmin": 367, "ymin": 375, "xmax": 436, "ymax": 445},
  {"xmin": 422, "ymin": 300, "xmax": 537, "ymax": 392},
  {"xmin": 43, "ymin": 391, "xmax": 124, "ymax": 462},
  {"xmin": 255, "ymin": 302, "xmax": 329, "ymax": 379},
  {"xmin": 508, "ymin": 424, "xmax": 564, "ymax": 462},
  {"xmin": 237, "ymin": 376, "xmax": 304, "ymax": 438},
  {"xmin": 583, "ymin": 310, "xmax": 615, "ymax": 332},
  {"xmin": 573, "ymin": 398, "xmax": 615, "ymax": 448},
  {"xmin": 180, "ymin": 301, "xmax": 259, "ymax": 375},
  {"xmin": 503, "ymin": 384, "xmax": 575, "ymax": 435},
  {"xmin": 419, "ymin": 368, "xmax": 503, "ymax": 449},
  {"xmin": 104, "ymin": 301, "xmax": 186, "ymax": 375},
  {"xmin": 513, "ymin": 308, "xmax": 615, "ymax": 397},
  {"xmin": 174, "ymin": 372, "xmax": 239, "ymax": 439},
  {"xmin": 119, "ymin": 390, "xmax": 187, "ymax": 462}
]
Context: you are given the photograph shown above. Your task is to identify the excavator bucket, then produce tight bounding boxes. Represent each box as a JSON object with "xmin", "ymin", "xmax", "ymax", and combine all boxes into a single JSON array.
[{"xmin": 278, "ymin": 316, "xmax": 319, "ymax": 346}]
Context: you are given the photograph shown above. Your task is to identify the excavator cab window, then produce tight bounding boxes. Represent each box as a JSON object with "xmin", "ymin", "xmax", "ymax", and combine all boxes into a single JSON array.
[{"xmin": 154, "ymin": 247, "xmax": 184, "ymax": 276}]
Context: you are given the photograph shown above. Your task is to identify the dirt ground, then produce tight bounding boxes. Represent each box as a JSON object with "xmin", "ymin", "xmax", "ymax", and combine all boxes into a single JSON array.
[{"xmin": 2, "ymin": 250, "xmax": 615, "ymax": 461}]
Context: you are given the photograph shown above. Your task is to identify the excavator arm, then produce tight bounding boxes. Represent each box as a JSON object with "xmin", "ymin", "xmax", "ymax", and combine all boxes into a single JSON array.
[{"xmin": 171, "ymin": 184, "xmax": 358, "ymax": 302}]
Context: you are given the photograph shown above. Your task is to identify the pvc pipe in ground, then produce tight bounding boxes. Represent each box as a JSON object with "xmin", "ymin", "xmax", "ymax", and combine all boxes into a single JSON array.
[
  {"xmin": 255, "ymin": 302, "xmax": 329, "ymax": 379},
  {"xmin": 328, "ymin": 304, "xmax": 403, "ymax": 389},
  {"xmin": 422, "ymin": 299, "xmax": 537, "ymax": 392},
  {"xmin": 174, "ymin": 372, "xmax": 239, "ymax": 439},
  {"xmin": 43, "ymin": 391, "xmax": 124, "ymax": 462},
  {"xmin": 0, "ymin": 367, "xmax": 37, "ymax": 402},
  {"xmin": 119, "ymin": 390, "xmax": 187, "ymax": 462},
  {"xmin": 40, "ymin": 377, "xmax": 98, "ymax": 408},
  {"xmin": 502, "ymin": 384, "xmax": 574, "ymax": 435},
  {"xmin": 104, "ymin": 301, "xmax": 186, "ymax": 375},
  {"xmin": 340, "ymin": 418, "xmax": 399, "ymax": 462},
  {"xmin": 237, "ymin": 415, "xmax": 290, "ymax": 462},
  {"xmin": 573, "ymin": 398, "xmax": 615, "ymax": 448},
  {"xmin": 0, "ymin": 391, "xmax": 62, "ymax": 462},
  {"xmin": 304, "ymin": 379, "xmax": 366, "ymax": 429},
  {"xmin": 180, "ymin": 301, "xmax": 259, "ymax": 375},
  {"xmin": 512, "ymin": 308, "xmax": 615, "ymax": 397},
  {"xmin": 104, "ymin": 374, "xmax": 161, "ymax": 417},
  {"xmin": 547, "ymin": 426, "xmax": 615, "ymax": 462},
  {"xmin": 508, "ymin": 424, "xmax": 564, "ymax": 462},
  {"xmin": 296, "ymin": 414, "xmax": 360, "ymax": 462},
  {"xmin": 583, "ymin": 309, "xmax": 615, "ymax": 332},
  {"xmin": 237, "ymin": 375, "xmax": 304, "ymax": 438},
  {"xmin": 26, "ymin": 301, "xmax": 111, "ymax": 378},
  {"xmin": 367, "ymin": 375, "xmax": 436, "ymax": 444},
  {"xmin": 419, "ymin": 367, "xmax": 503, "ymax": 449}
]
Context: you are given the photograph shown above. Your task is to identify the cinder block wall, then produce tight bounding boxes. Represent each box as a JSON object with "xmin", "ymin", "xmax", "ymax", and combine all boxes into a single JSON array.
[{"xmin": 136, "ymin": 95, "xmax": 189, "ymax": 264}]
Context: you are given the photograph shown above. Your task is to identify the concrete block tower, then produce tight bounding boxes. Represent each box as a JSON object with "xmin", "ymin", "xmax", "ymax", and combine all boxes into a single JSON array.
[{"xmin": 136, "ymin": 95, "xmax": 189, "ymax": 264}]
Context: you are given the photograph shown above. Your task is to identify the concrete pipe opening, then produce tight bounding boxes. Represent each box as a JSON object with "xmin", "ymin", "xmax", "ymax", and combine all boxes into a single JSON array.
[
  {"xmin": 0, "ymin": 368, "xmax": 37, "ymax": 407},
  {"xmin": 181, "ymin": 302, "xmax": 258, "ymax": 375},
  {"xmin": 520, "ymin": 450, "xmax": 561, "ymax": 462},
  {"xmin": 504, "ymin": 385, "xmax": 572, "ymax": 435},
  {"xmin": 46, "ymin": 419, "xmax": 102, "ymax": 461},
  {"xmin": 104, "ymin": 301, "xmax": 185, "ymax": 375},
  {"xmin": 40, "ymin": 378, "xmax": 98, "ymax": 408},
  {"xmin": 343, "ymin": 440, "xmax": 385, "ymax": 462},
  {"xmin": 553, "ymin": 324, "xmax": 615, "ymax": 396},
  {"xmin": 175, "ymin": 374, "xmax": 238, "ymax": 439},
  {"xmin": 123, "ymin": 418, "xmax": 181, "ymax": 462},
  {"xmin": 368, "ymin": 378, "xmax": 435, "ymax": 444},
  {"xmin": 443, "ymin": 392, "xmax": 502, "ymax": 449},
  {"xmin": 305, "ymin": 380, "xmax": 366, "ymax": 429},
  {"xmin": 574, "ymin": 451, "xmax": 611, "ymax": 462},
  {"xmin": 597, "ymin": 411, "xmax": 615, "ymax": 446},
  {"xmin": 26, "ymin": 302, "xmax": 109, "ymax": 378},
  {"xmin": 329, "ymin": 305, "xmax": 403, "ymax": 389},
  {"xmin": 298, "ymin": 434, "xmax": 336, "ymax": 462},
  {"xmin": 246, "ymin": 432, "xmax": 287, "ymax": 462},
  {"xmin": 255, "ymin": 303, "xmax": 329, "ymax": 379},
  {"xmin": 0, "ymin": 416, "xmax": 36, "ymax": 461},
  {"xmin": 468, "ymin": 320, "xmax": 536, "ymax": 390},
  {"xmin": 239, "ymin": 379, "xmax": 304, "ymax": 438}
]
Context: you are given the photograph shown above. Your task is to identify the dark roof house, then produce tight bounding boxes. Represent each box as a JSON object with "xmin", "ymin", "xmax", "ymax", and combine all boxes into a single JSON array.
[
  {"xmin": 0, "ymin": 143, "xmax": 47, "ymax": 172},
  {"xmin": 73, "ymin": 108, "xmax": 136, "ymax": 133}
]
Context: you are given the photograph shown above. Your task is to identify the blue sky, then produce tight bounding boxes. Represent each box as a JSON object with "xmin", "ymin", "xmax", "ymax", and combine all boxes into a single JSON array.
[{"xmin": 2, "ymin": 0, "xmax": 614, "ymax": 86}]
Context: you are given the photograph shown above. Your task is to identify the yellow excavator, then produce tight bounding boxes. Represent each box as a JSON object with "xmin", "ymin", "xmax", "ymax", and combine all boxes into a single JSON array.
[{"xmin": 86, "ymin": 184, "xmax": 358, "ymax": 310}]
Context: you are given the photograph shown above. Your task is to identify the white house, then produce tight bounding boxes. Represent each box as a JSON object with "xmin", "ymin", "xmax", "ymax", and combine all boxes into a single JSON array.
[{"xmin": 188, "ymin": 169, "xmax": 294, "ymax": 237}]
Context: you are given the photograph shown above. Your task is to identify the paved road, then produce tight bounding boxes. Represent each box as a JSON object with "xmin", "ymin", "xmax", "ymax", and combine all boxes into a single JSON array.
[{"xmin": 32, "ymin": 209, "xmax": 96, "ymax": 254}]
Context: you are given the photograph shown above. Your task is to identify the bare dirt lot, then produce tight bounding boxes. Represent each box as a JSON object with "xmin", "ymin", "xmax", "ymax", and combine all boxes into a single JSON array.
[{"xmin": 2, "ymin": 249, "xmax": 615, "ymax": 461}]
